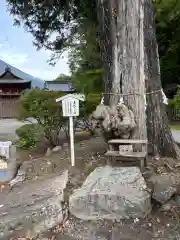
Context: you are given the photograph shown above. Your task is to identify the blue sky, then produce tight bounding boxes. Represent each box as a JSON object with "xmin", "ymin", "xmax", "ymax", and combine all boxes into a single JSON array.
[{"xmin": 0, "ymin": 0, "xmax": 70, "ymax": 80}]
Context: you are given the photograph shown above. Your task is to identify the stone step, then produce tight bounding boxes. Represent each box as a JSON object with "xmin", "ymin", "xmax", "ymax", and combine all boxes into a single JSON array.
[{"xmin": 105, "ymin": 151, "xmax": 146, "ymax": 158}]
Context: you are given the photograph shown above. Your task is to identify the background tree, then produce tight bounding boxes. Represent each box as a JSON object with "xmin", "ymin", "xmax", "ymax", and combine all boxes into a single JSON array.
[
  {"xmin": 7, "ymin": 0, "xmax": 180, "ymax": 95},
  {"xmin": 54, "ymin": 73, "xmax": 71, "ymax": 82},
  {"xmin": 155, "ymin": 0, "xmax": 180, "ymax": 96},
  {"xmin": 68, "ymin": 18, "xmax": 103, "ymax": 93},
  {"xmin": 144, "ymin": 0, "xmax": 180, "ymax": 157},
  {"xmin": 7, "ymin": 0, "xmax": 180, "ymax": 157}
]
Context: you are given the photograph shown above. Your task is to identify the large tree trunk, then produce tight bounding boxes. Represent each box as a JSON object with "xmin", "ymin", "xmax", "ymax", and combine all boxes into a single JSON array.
[
  {"xmin": 144, "ymin": 0, "xmax": 180, "ymax": 158},
  {"xmin": 97, "ymin": 0, "xmax": 180, "ymax": 158},
  {"xmin": 97, "ymin": 0, "xmax": 147, "ymax": 141},
  {"xmin": 114, "ymin": 0, "xmax": 147, "ymax": 141}
]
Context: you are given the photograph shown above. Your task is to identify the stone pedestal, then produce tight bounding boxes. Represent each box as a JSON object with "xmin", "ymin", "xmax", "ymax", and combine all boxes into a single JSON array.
[
  {"xmin": 0, "ymin": 144, "xmax": 17, "ymax": 182},
  {"xmin": 70, "ymin": 166, "xmax": 151, "ymax": 220}
]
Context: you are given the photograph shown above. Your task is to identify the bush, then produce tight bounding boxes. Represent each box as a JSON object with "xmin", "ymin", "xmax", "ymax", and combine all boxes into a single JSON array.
[
  {"xmin": 167, "ymin": 89, "xmax": 180, "ymax": 121},
  {"xmin": 75, "ymin": 93, "xmax": 101, "ymax": 133},
  {"xmin": 168, "ymin": 98, "xmax": 176, "ymax": 107},
  {"xmin": 18, "ymin": 89, "xmax": 102, "ymax": 146},
  {"xmin": 72, "ymin": 69, "xmax": 103, "ymax": 94},
  {"xmin": 175, "ymin": 86, "xmax": 180, "ymax": 108},
  {"xmin": 16, "ymin": 124, "xmax": 42, "ymax": 149},
  {"xmin": 78, "ymin": 93, "xmax": 101, "ymax": 117},
  {"xmin": 18, "ymin": 89, "xmax": 66, "ymax": 146}
]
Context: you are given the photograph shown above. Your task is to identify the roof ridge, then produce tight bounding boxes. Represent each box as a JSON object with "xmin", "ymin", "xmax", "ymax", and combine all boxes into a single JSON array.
[{"xmin": 0, "ymin": 59, "xmax": 44, "ymax": 88}]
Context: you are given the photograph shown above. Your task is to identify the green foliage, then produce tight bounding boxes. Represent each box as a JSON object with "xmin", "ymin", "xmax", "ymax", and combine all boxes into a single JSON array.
[
  {"xmin": 169, "ymin": 125, "xmax": 180, "ymax": 130},
  {"xmin": 7, "ymin": 0, "xmax": 97, "ymax": 63},
  {"xmin": 168, "ymin": 98, "xmax": 176, "ymax": 107},
  {"xmin": 55, "ymin": 74, "xmax": 72, "ymax": 82},
  {"xmin": 85, "ymin": 93, "xmax": 101, "ymax": 115},
  {"xmin": 7, "ymin": 0, "xmax": 180, "ymax": 98},
  {"xmin": 68, "ymin": 20, "xmax": 101, "ymax": 73},
  {"xmin": 16, "ymin": 124, "xmax": 42, "ymax": 149},
  {"xmin": 69, "ymin": 20, "xmax": 103, "ymax": 93},
  {"xmin": 155, "ymin": 0, "xmax": 180, "ymax": 88},
  {"xmin": 19, "ymin": 89, "xmax": 66, "ymax": 145},
  {"xmin": 175, "ymin": 86, "xmax": 180, "ymax": 108},
  {"xmin": 76, "ymin": 92, "xmax": 101, "ymax": 134},
  {"xmin": 18, "ymin": 88, "xmax": 101, "ymax": 145},
  {"xmin": 72, "ymin": 69, "xmax": 103, "ymax": 93},
  {"xmin": 77, "ymin": 92, "xmax": 101, "ymax": 125}
]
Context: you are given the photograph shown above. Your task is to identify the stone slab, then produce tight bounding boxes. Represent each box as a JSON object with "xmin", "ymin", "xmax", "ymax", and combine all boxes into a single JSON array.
[
  {"xmin": 69, "ymin": 166, "xmax": 151, "ymax": 220},
  {"xmin": 0, "ymin": 170, "xmax": 68, "ymax": 239}
]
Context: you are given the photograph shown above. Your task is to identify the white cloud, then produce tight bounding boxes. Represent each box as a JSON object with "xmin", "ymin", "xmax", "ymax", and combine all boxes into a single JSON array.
[
  {"xmin": 0, "ymin": 42, "xmax": 28, "ymax": 66},
  {"xmin": 21, "ymin": 67, "xmax": 61, "ymax": 80},
  {"xmin": 0, "ymin": 52, "xmax": 28, "ymax": 66},
  {"xmin": 42, "ymin": 48, "xmax": 52, "ymax": 58},
  {"xmin": 0, "ymin": 41, "xmax": 70, "ymax": 80}
]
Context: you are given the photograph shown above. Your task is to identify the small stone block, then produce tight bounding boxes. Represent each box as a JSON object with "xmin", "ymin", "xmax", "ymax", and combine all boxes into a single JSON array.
[
  {"xmin": 0, "ymin": 145, "xmax": 17, "ymax": 182},
  {"xmin": 119, "ymin": 145, "xmax": 133, "ymax": 152},
  {"xmin": 0, "ymin": 160, "xmax": 8, "ymax": 169}
]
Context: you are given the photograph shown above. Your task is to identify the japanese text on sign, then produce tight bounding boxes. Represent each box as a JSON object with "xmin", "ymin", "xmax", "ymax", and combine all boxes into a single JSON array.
[{"xmin": 62, "ymin": 98, "xmax": 79, "ymax": 117}]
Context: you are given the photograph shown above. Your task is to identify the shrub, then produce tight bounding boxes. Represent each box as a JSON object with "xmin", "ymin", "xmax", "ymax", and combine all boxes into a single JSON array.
[
  {"xmin": 16, "ymin": 124, "xmax": 42, "ymax": 149},
  {"xmin": 18, "ymin": 89, "xmax": 66, "ymax": 146},
  {"xmin": 168, "ymin": 99, "xmax": 176, "ymax": 107},
  {"xmin": 18, "ymin": 89, "xmax": 102, "ymax": 145},
  {"xmin": 75, "ymin": 93, "xmax": 101, "ymax": 133},
  {"xmin": 167, "ymin": 89, "xmax": 180, "ymax": 121},
  {"xmin": 78, "ymin": 93, "xmax": 101, "ymax": 117},
  {"xmin": 175, "ymin": 86, "xmax": 180, "ymax": 108}
]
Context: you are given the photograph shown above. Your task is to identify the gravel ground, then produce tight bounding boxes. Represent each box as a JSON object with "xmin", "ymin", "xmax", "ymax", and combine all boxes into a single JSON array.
[
  {"xmin": 4, "ymin": 132, "xmax": 180, "ymax": 240},
  {"xmin": 28, "ymin": 137, "xmax": 180, "ymax": 240},
  {"xmin": 0, "ymin": 119, "xmax": 34, "ymax": 142}
]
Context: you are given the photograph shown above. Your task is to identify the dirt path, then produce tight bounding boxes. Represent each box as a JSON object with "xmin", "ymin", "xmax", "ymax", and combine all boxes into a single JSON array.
[{"xmin": 30, "ymin": 137, "xmax": 180, "ymax": 240}]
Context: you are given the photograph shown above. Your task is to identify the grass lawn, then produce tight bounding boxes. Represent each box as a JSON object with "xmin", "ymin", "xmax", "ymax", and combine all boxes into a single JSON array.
[{"xmin": 169, "ymin": 125, "xmax": 180, "ymax": 130}]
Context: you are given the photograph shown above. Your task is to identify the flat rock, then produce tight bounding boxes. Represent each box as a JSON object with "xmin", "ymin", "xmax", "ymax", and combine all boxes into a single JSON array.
[
  {"xmin": 9, "ymin": 163, "xmax": 26, "ymax": 187},
  {"xmin": 160, "ymin": 200, "xmax": 177, "ymax": 212},
  {"xmin": 45, "ymin": 148, "xmax": 52, "ymax": 157},
  {"xmin": 69, "ymin": 166, "xmax": 151, "ymax": 220},
  {"xmin": 52, "ymin": 146, "xmax": 62, "ymax": 152},
  {"xmin": 0, "ymin": 170, "xmax": 68, "ymax": 239},
  {"xmin": 174, "ymin": 195, "xmax": 180, "ymax": 207},
  {"xmin": 148, "ymin": 173, "xmax": 180, "ymax": 204}
]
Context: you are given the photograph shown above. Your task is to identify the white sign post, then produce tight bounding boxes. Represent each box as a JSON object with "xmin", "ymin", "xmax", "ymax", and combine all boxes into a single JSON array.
[{"xmin": 56, "ymin": 94, "xmax": 85, "ymax": 166}]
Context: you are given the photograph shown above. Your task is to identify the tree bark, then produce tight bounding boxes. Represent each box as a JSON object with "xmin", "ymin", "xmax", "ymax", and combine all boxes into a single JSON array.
[
  {"xmin": 114, "ymin": 0, "xmax": 147, "ymax": 141},
  {"xmin": 97, "ymin": 0, "xmax": 147, "ymax": 141},
  {"xmin": 144, "ymin": 0, "xmax": 180, "ymax": 158},
  {"xmin": 97, "ymin": 0, "xmax": 180, "ymax": 158}
]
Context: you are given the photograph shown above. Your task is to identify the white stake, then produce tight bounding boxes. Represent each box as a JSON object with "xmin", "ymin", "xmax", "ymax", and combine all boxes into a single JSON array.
[
  {"xmin": 56, "ymin": 93, "xmax": 85, "ymax": 167},
  {"xmin": 69, "ymin": 116, "xmax": 75, "ymax": 166}
]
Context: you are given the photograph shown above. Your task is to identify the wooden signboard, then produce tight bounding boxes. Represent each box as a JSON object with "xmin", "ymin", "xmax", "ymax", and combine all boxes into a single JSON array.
[{"xmin": 56, "ymin": 94, "xmax": 85, "ymax": 166}]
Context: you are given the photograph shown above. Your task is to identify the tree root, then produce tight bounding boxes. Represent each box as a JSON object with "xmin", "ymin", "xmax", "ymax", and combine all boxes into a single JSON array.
[{"xmin": 90, "ymin": 103, "xmax": 136, "ymax": 141}]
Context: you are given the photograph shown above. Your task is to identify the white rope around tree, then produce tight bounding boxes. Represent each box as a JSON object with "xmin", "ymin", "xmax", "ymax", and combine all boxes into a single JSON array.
[
  {"xmin": 102, "ymin": 88, "xmax": 169, "ymax": 106},
  {"xmin": 100, "ymin": 96, "xmax": 104, "ymax": 105}
]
